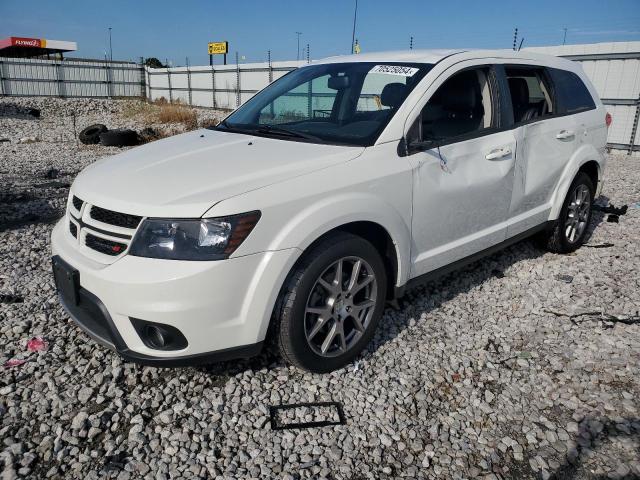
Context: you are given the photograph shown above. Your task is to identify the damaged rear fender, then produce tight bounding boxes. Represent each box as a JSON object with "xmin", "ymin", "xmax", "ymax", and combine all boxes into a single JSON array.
[{"xmin": 548, "ymin": 143, "xmax": 604, "ymax": 220}]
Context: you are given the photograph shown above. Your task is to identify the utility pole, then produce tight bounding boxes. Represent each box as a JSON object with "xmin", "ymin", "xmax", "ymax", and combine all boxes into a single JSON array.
[
  {"xmin": 512, "ymin": 27, "xmax": 518, "ymax": 51},
  {"xmin": 108, "ymin": 27, "xmax": 113, "ymax": 61},
  {"xmin": 351, "ymin": 0, "xmax": 358, "ymax": 54},
  {"xmin": 410, "ymin": 36, "xmax": 414, "ymax": 50},
  {"xmin": 563, "ymin": 27, "xmax": 568, "ymax": 45},
  {"xmin": 296, "ymin": 32, "xmax": 302, "ymax": 61}
]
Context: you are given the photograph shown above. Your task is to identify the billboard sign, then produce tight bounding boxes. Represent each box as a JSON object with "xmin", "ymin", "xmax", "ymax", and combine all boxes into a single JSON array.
[{"xmin": 208, "ymin": 41, "xmax": 228, "ymax": 55}]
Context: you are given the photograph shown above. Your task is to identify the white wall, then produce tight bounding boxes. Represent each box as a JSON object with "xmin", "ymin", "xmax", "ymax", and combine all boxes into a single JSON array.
[
  {"xmin": 145, "ymin": 60, "xmax": 305, "ymax": 110},
  {"xmin": 525, "ymin": 42, "xmax": 640, "ymax": 151},
  {"xmin": 0, "ymin": 57, "xmax": 144, "ymax": 97}
]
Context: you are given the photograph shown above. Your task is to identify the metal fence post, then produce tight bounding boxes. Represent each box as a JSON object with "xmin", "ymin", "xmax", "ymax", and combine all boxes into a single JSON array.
[
  {"xmin": 144, "ymin": 66, "xmax": 150, "ymax": 101},
  {"xmin": 628, "ymin": 95, "xmax": 640, "ymax": 155},
  {"xmin": 57, "ymin": 60, "xmax": 65, "ymax": 98},
  {"xmin": 211, "ymin": 65, "xmax": 216, "ymax": 109},
  {"xmin": 0, "ymin": 59, "xmax": 6, "ymax": 96},
  {"xmin": 235, "ymin": 52, "xmax": 240, "ymax": 107},
  {"xmin": 307, "ymin": 76, "xmax": 312, "ymax": 119},
  {"xmin": 103, "ymin": 56, "xmax": 111, "ymax": 98},
  {"xmin": 167, "ymin": 67, "xmax": 173, "ymax": 103},
  {"xmin": 186, "ymin": 57, "xmax": 192, "ymax": 105},
  {"xmin": 140, "ymin": 60, "xmax": 147, "ymax": 100}
]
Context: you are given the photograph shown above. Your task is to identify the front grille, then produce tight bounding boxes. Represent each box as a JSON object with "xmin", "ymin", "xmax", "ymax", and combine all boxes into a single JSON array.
[
  {"xmin": 85, "ymin": 233, "xmax": 127, "ymax": 256},
  {"xmin": 69, "ymin": 221, "xmax": 77, "ymax": 238},
  {"xmin": 72, "ymin": 196, "xmax": 83, "ymax": 211},
  {"xmin": 90, "ymin": 206, "xmax": 142, "ymax": 229}
]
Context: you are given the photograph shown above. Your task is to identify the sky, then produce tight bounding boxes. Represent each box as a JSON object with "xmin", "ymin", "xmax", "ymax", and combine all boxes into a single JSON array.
[{"xmin": 1, "ymin": 0, "xmax": 639, "ymax": 66}]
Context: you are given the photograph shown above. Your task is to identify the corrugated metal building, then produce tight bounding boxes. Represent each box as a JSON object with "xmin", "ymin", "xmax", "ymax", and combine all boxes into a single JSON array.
[{"xmin": 525, "ymin": 42, "xmax": 640, "ymax": 154}]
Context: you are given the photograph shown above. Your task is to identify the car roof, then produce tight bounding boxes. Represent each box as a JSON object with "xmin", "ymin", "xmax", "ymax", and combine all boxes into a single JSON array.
[{"xmin": 313, "ymin": 49, "xmax": 577, "ymax": 69}]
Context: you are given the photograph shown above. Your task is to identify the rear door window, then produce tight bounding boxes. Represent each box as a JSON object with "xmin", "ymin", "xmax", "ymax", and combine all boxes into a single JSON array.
[
  {"xmin": 504, "ymin": 67, "xmax": 554, "ymax": 124},
  {"xmin": 548, "ymin": 68, "xmax": 596, "ymax": 114}
]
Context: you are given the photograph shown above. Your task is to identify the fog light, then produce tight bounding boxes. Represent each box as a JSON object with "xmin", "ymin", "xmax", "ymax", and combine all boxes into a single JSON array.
[
  {"xmin": 144, "ymin": 325, "xmax": 167, "ymax": 349},
  {"xmin": 130, "ymin": 318, "xmax": 188, "ymax": 351}
]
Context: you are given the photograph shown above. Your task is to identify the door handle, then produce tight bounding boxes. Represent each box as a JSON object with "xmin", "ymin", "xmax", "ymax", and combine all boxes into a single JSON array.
[
  {"xmin": 485, "ymin": 147, "xmax": 512, "ymax": 160},
  {"xmin": 556, "ymin": 130, "xmax": 575, "ymax": 139}
]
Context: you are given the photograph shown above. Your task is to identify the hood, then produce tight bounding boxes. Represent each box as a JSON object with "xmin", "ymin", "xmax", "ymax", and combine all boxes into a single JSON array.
[{"xmin": 72, "ymin": 129, "xmax": 364, "ymax": 218}]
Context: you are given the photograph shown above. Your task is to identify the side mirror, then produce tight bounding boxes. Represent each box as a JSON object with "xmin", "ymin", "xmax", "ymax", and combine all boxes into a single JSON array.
[{"xmin": 328, "ymin": 75, "xmax": 350, "ymax": 90}]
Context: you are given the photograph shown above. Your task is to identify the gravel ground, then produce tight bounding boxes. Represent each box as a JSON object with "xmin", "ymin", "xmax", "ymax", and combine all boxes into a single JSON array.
[{"xmin": 1, "ymin": 97, "xmax": 639, "ymax": 480}]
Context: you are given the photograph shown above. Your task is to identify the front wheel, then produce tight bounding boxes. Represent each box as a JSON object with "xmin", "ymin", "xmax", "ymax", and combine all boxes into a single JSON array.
[
  {"xmin": 276, "ymin": 232, "xmax": 387, "ymax": 373},
  {"xmin": 539, "ymin": 172, "xmax": 594, "ymax": 253}
]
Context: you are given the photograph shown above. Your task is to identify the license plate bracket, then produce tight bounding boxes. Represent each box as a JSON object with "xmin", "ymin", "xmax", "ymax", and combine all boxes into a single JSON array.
[{"xmin": 52, "ymin": 256, "xmax": 80, "ymax": 306}]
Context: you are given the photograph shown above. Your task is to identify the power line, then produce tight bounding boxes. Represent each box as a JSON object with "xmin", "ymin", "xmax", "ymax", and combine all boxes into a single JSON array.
[
  {"xmin": 295, "ymin": 32, "xmax": 302, "ymax": 61},
  {"xmin": 351, "ymin": 0, "xmax": 358, "ymax": 54}
]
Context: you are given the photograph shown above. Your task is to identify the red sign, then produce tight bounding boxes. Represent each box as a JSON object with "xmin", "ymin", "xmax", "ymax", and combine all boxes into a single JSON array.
[{"xmin": 12, "ymin": 37, "xmax": 42, "ymax": 48}]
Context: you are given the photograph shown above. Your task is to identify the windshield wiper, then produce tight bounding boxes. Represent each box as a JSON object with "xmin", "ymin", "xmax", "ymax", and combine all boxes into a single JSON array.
[
  {"xmin": 215, "ymin": 122, "xmax": 322, "ymax": 142},
  {"xmin": 256, "ymin": 125, "xmax": 322, "ymax": 141}
]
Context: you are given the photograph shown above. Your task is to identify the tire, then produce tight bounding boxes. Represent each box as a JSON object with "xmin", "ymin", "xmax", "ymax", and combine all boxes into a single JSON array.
[
  {"xmin": 99, "ymin": 129, "xmax": 139, "ymax": 147},
  {"xmin": 276, "ymin": 232, "xmax": 387, "ymax": 373},
  {"xmin": 79, "ymin": 124, "xmax": 107, "ymax": 145},
  {"xmin": 539, "ymin": 172, "xmax": 594, "ymax": 253}
]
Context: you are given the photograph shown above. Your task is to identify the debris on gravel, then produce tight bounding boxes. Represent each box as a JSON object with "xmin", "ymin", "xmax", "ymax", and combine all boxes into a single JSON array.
[{"xmin": 1, "ymin": 96, "xmax": 639, "ymax": 479}]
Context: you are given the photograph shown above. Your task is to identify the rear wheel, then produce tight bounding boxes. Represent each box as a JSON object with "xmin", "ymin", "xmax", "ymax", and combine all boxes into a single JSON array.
[
  {"xmin": 539, "ymin": 172, "xmax": 594, "ymax": 253},
  {"xmin": 276, "ymin": 232, "xmax": 387, "ymax": 373}
]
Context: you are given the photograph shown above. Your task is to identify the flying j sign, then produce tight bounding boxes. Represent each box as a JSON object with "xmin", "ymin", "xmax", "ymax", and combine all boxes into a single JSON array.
[
  {"xmin": 0, "ymin": 37, "xmax": 77, "ymax": 52},
  {"xmin": 208, "ymin": 42, "xmax": 228, "ymax": 55},
  {"xmin": 0, "ymin": 37, "xmax": 44, "ymax": 48}
]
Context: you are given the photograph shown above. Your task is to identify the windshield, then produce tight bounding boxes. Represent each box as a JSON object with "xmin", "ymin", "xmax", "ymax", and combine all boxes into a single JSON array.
[{"xmin": 217, "ymin": 62, "xmax": 432, "ymax": 146}]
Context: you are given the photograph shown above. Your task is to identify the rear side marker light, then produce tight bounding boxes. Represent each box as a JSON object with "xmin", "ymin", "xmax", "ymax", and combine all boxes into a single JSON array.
[{"xmin": 605, "ymin": 112, "xmax": 612, "ymax": 128}]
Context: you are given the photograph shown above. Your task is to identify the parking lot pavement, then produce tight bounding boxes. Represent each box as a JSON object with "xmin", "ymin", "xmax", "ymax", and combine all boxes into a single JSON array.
[{"xmin": 1, "ymin": 97, "xmax": 639, "ymax": 479}]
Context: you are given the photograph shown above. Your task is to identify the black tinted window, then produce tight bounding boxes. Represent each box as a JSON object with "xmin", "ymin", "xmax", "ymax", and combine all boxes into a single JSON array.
[
  {"xmin": 549, "ymin": 68, "xmax": 595, "ymax": 114},
  {"xmin": 505, "ymin": 67, "xmax": 554, "ymax": 124},
  {"xmin": 419, "ymin": 67, "xmax": 494, "ymax": 142},
  {"xmin": 222, "ymin": 62, "xmax": 431, "ymax": 146}
]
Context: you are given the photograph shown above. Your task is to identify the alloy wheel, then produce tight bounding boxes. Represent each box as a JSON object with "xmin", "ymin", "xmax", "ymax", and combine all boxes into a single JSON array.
[
  {"xmin": 565, "ymin": 184, "xmax": 591, "ymax": 243},
  {"xmin": 304, "ymin": 256, "xmax": 378, "ymax": 358}
]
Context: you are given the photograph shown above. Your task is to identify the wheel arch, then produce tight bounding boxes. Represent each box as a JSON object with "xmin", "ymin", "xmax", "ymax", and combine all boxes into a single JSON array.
[
  {"xmin": 260, "ymin": 219, "xmax": 404, "ymax": 347},
  {"xmin": 549, "ymin": 144, "xmax": 604, "ymax": 220},
  {"xmin": 302, "ymin": 221, "xmax": 400, "ymax": 301}
]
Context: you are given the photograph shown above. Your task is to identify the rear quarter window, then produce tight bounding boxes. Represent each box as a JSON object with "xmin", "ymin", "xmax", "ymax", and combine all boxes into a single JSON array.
[{"xmin": 548, "ymin": 68, "xmax": 596, "ymax": 114}]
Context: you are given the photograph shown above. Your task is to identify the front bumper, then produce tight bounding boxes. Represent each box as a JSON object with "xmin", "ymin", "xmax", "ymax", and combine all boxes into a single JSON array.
[{"xmin": 50, "ymin": 219, "xmax": 299, "ymax": 365}]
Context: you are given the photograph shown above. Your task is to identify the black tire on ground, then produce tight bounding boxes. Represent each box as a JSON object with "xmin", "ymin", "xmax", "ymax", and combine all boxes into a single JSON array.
[
  {"xmin": 538, "ymin": 172, "xmax": 595, "ymax": 253},
  {"xmin": 78, "ymin": 124, "xmax": 108, "ymax": 145},
  {"xmin": 275, "ymin": 232, "xmax": 387, "ymax": 373},
  {"xmin": 99, "ymin": 129, "xmax": 139, "ymax": 147}
]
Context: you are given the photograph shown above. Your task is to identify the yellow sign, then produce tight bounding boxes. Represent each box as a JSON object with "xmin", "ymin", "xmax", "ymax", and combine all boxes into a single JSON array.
[{"xmin": 208, "ymin": 41, "xmax": 228, "ymax": 55}]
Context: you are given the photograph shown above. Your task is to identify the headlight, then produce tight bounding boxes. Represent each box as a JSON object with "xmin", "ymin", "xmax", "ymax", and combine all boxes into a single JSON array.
[{"xmin": 129, "ymin": 211, "xmax": 261, "ymax": 260}]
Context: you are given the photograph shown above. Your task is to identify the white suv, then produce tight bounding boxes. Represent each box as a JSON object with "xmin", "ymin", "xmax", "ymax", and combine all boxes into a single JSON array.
[{"xmin": 51, "ymin": 49, "xmax": 608, "ymax": 372}]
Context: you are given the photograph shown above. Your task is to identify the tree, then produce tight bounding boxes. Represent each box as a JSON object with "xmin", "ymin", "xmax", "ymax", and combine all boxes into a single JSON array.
[{"xmin": 144, "ymin": 57, "xmax": 164, "ymax": 68}]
